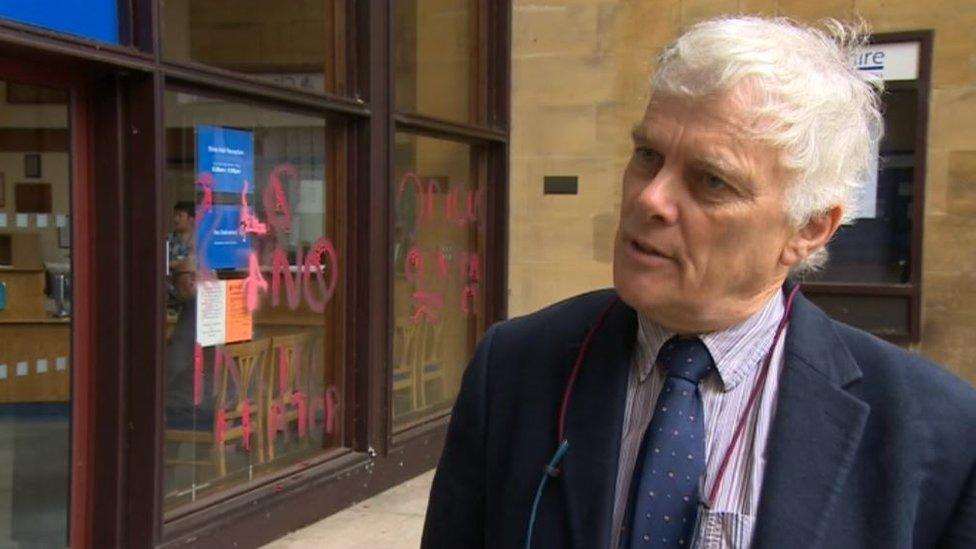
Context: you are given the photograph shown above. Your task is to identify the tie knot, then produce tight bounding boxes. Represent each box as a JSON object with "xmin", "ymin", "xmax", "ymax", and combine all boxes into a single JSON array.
[{"xmin": 657, "ymin": 336, "xmax": 714, "ymax": 384}]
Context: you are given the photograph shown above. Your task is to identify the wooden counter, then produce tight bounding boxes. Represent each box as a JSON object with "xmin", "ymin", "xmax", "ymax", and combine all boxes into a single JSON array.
[{"xmin": 0, "ymin": 320, "xmax": 70, "ymax": 403}]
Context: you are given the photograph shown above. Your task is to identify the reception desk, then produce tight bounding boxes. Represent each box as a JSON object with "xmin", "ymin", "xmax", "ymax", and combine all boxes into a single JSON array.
[{"xmin": 0, "ymin": 268, "xmax": 71, "ymax": 403}]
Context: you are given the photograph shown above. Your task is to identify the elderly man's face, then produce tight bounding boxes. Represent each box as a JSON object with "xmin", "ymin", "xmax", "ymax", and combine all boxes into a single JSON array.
[{"xmin": 614, "ymin": 92, "xmax": 800, "ymax": 333}]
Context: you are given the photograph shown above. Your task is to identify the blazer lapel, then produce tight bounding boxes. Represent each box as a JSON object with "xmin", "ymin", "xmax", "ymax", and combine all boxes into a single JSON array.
[
  {"xmin": 560, "ymin": 297, "xmax": 636, "ymax": 549},
  {"xmin": 752, "ymin": 289, "xmax": 870, "ymax": 548}
]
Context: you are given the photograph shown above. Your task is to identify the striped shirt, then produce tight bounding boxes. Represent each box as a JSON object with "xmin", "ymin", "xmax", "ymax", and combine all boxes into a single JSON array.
[{"xmin": 609, "ymin": 291, "xmax": 788, "ymax": 549}]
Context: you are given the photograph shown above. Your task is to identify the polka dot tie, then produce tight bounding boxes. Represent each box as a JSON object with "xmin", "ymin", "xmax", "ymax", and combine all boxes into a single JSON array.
[{"xmin": 624, "ymin": 336, "xmax": 714, "ymax": 548}]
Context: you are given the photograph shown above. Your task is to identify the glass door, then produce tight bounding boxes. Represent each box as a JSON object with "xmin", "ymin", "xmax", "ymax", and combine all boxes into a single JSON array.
[{"xmin": 0, "ymin": 72, "xmax": 79, "ymax": 548}]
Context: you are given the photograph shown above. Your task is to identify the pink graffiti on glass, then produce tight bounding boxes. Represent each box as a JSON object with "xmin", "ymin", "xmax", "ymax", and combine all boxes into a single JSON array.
[
  {"xmin": 302, "ymin": 238, "xmax": 338, "ymax": 313},
  {"xmin": 193, "ymin": 343, "xmax": 204, "ymax": 406},
  {"xmin": 405, "ymin": 246, "xmax": 424, "ymax": 285},
  {"xmin": 436, "ymin": 247, "xmax": 449, "ymax": 280},
  {"xmin": 243, "ymin": 252, "xmax": 269, "ymax": 313},
  {"xmin": 263, "ymin": 164, "xmax": 297, "ymax": 234},
  {"xmin": 411, "ymin": 290, "xmax": 444, "ymax": 323},
  {"xmin": 196, "ymin": 172, "xmax": 215, "ymax": 214},
  {"xmin": 239, "ymin": 180, "xmax": 268, "ymax": 236},
  {"xmin": 459, "ymin": 251, "xmax": 481, "ymax": 283},
  {"xmin": 460, "ymin": 285, "xmax": 478, "ymax": 316},
  {"xmin": 397, "ymin": 171, "xmax": 478, "ymax": 226},
  {"xmin": 241, "ymin": 398, "xmax": 253, "ymax": 451},
  {"xmin": 294, "ymin": 390, "xmax": 308, "ymax": 437}
]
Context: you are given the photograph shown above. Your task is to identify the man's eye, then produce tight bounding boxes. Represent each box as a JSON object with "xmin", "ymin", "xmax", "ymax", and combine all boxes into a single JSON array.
[
  {"xmin": 634, "ymin": 147, "xmax": 661, "ymax": 165},
  {"xmin": 704, "ymin": 174, "xmax": 728, "ymax": 191}
]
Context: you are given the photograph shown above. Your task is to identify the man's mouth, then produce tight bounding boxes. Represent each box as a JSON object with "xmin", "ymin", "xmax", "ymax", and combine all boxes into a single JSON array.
[{"xmin": 628, "ymin": 238, "xmax": 671, "ymax": 261}]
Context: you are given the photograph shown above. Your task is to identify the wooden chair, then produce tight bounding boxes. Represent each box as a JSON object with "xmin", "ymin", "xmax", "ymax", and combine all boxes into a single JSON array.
[
  {"xmin": 392, "ymin": 318, "xmax": 421, "ymax": 414},
  {"xmin": 165, "ymin": 338, "xmax": 270, "ymax": 478},
  {"xmin": 265, "ymin": 332, "xmax": 315, "ymax": 460},
  {"xmin": 417, "ymin": 320, "xmax": 446, "ymax": 409}
]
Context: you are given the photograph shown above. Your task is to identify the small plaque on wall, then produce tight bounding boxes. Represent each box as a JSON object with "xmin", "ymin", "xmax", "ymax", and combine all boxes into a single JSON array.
[{"xmin": 543, "ymin": 175, "xmax": 578, "ymax": 195}]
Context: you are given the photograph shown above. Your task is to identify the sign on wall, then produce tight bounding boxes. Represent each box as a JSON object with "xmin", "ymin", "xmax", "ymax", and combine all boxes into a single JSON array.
[{"xmin": 853, "ymin": 41, "xmax": 920, "ymax": 81}]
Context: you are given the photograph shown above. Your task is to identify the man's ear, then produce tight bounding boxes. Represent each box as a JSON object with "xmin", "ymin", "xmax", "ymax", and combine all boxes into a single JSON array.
[{"xmin": 780, "ymin": 205, "xmax": 844, "ymax": 268}]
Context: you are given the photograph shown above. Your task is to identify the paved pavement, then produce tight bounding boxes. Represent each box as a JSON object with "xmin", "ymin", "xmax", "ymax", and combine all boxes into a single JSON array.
[{"xmin": 262, "ymin": 469, "xmax": 434, "ymax": 549}]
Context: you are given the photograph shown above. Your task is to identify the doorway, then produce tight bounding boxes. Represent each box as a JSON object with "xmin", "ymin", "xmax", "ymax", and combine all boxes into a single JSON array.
[{"xmin": 0, "ymin": 59, "xmax": 91, "ymax": 548}]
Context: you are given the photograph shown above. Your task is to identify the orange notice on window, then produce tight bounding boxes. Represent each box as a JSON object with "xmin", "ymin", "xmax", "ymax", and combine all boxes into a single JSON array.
[{"xmin": 225, "ymin": 279, "xmax": 253, "ymax": 344}]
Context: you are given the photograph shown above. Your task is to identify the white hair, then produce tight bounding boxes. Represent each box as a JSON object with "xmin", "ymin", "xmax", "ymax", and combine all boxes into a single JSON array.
[{"xmin": 650, "ymin": 16, "xmax": 884, "ymax": 274}]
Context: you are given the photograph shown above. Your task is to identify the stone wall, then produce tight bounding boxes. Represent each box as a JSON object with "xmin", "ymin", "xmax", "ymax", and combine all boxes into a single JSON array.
[{"xmin": 509, "ymin": 0, "xmax": 976, "ymax": 383}]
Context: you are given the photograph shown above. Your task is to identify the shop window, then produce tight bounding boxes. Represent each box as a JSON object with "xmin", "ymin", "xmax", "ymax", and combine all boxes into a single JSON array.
[
  {"xmin": 392, "ymin": 133, "xmax": 485, "ymax": 430},
  {"xmin": 161, "ymin": 0, "xmax": 345, "ymax": 95},
  {"xmin": 801, "ymin": 34, "xmax": 930, "ymax": 341},
  {"xmin": 162, "ymin": 89, "xmax": 345, "ymax": 512},
  {"xmin": 394, "ymin": 0, "xmax": 479, "ymax": 124}
]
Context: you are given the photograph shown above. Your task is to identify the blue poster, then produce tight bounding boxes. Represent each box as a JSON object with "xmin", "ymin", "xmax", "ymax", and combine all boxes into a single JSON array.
[
  {"xmin": 196, "ymin": 125, "xmax": 254, "ymax": 194},
  {"xmin": 0, "ymin": 1, "xmax": 119, "ymax": 44},
  {"xmin": 196, "ymin": 205, "xmax": 251, "ymax": 271}
]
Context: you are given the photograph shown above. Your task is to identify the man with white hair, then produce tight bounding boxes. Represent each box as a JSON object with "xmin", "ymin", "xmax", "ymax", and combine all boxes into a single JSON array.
[{"xmin": 422, "ymin": 16, "xmax": 975, "ymax": 549}]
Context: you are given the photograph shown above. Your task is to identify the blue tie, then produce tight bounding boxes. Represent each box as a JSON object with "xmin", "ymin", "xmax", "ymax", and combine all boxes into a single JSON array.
[{"xmin": 624, "ymin": 336, "xmax": 714, "ymax": 548}]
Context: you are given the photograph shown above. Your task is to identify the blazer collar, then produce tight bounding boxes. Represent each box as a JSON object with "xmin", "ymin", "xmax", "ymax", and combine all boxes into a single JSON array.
[
  {"xmin": 560, "ymin": 295, "xmax": 636, "ymax": 549},
  {"xmin": 752, "ymin": 283, "xmax": 870, "ymax": 548}
]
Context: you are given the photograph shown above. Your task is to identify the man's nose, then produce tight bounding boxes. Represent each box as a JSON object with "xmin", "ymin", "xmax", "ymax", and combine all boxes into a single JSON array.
[{"xmin": 634, "ymin": 168, "xmax": 680, "ymax": 224}]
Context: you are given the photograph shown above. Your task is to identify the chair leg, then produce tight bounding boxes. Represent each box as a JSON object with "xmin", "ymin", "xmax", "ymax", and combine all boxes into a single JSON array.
[
  {"xmin": 214, "ymin": 438, "xmax": 226, "ymax": 478},
  {"xmin": 260, "ymin": 408, "xmax": 271, "ymax": 463}
]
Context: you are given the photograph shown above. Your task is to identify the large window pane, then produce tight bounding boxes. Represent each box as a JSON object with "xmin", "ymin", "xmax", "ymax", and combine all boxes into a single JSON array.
[
  {"xmin": 162, "ymin": 0, "xmax": 342, "ymax": 95},
  {"xmin": 0, "ymin": 80, "xmax": 72, "ymax": 546},
  {"xmin": 394, "ymin": 0, "xmax": 477, "ymax": 124},
  {"xmin": 392, "ymin": 134, "xmax": 485, "ymax": 430},
  {"xmin": 163, "ymin": 90, "xmax": 344, "ymax": 512}
]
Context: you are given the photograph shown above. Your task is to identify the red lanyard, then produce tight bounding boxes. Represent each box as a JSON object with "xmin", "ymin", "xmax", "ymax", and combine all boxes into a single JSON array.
[{"xmin": 705, "ymin": 285, "xmax": 801, "ymax": 506}]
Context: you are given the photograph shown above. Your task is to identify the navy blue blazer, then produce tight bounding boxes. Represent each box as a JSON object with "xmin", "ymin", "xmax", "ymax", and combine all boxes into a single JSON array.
[{"xmin": 421, "ymin": 287, "xmax": 976, "ymax": 548}]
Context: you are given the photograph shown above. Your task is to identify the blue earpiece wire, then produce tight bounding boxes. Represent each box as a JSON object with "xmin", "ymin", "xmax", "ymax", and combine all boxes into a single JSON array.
[{"xmin": 524, "ymin": 439, "xmax": 571, "ymax": 549}]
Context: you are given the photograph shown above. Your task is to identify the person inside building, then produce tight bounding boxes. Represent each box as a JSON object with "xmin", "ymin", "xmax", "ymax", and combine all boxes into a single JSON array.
[{"xmin": 421, "ymin": 16, "xmax": 976, "ymax": 549}]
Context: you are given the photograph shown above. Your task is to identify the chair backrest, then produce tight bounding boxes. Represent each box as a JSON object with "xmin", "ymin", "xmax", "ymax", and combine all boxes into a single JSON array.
[
  {"xmin": 420, "ymin": 320, "xmax": 444, "ymax": 369},
  {"xmin": 218, "ymin": 338, "xmax": 271, "ymax": 413},
  {"xmin": 269, "ymin": 331, "xmax": 316, "ymax": 401}
]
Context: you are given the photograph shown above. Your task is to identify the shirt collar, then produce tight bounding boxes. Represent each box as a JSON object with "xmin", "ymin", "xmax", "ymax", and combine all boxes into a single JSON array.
[{"xmin": 634, "ymin": 290, "xmax": 785, "ymax": 391}]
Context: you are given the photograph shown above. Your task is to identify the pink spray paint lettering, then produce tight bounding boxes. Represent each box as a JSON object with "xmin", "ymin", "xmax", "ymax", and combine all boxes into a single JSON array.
[
  {"xmin": 460, "ymin": 252, "xmax": 481, "ymax": 283},
  {"xmin": 294, "ymin": 391, "xmax": 308, "ymax": 436},
  {"xmin": 302, "ymin": 238, "xmax": 338, "ymax": 314},
  {"xmin": 241, "ymin": 399, "xmax": 252, "ymax": 451},
  {"xmin": 460, "ymin": 285, "xmax": 478, "ymax": 315},
  {"xmin": 244, "ymin": 252, "xmax": 269, "ymax": 313},
  {"xmin": 216, "ymin": 408, "xmax": 227, "ymax": 444},
  {"xmin": 445, "ymin": 185, "xmax": 478, "ymax": 226},
  {"xmin": 263, "ymin": 164, "xmax": 297, "ymax": 234},
  {"xmin": 436, "ymin": 247, "xmax": 449, "ymax": 280},
  {"xmin": 196, "ymin": 172, "xmax": 215, "ymax": 214},
  {"xmin": 271, "ymin": 247, "xmax": 302, "ymax": 309},
  {"xmin": 268, "ymin": 403, "xmax": 284, "ymax": 444},
  {"xmin": 239, "ymin": 180, "xmax": 268, "ymax": 236},
  {"xmin": 193, "ymin": 343, "xmax": 204, "ymax": 406},
  {"xmin": 405, "ymin": 246, "xmax": 425, "ymax": 285},
  {"xmin": 411, "ymin": 290, "xmax": 444, "ymax": 323}
]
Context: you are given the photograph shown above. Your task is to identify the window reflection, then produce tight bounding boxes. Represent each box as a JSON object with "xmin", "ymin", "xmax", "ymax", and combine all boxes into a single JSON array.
[
  {"xmin": 162, "ymin": 0, "xmax": 342, "ymax": 95},
  {"xmin": 394, "ymin": 0, "xmax": 477, "ymax": 123},
  {"xmin": 163, "ymin": 90, "xmax": 343, "ymax": 511}
]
